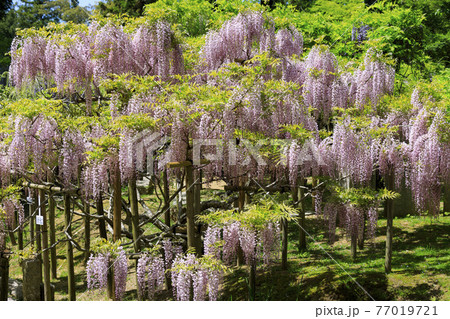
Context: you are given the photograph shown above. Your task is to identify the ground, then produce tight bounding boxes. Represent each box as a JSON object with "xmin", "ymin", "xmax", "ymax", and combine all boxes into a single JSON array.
[{"xmin": 6, "ymin": 196, "xmax": 450, "ymax": 301}]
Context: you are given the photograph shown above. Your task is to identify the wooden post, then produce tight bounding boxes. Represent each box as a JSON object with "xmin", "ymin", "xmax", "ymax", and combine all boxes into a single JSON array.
[
  {"xmin": 17, "ymin": 209, "xmax": 23, "ymax": 250},
  {"xmin": 358, "ymin": 215, "xmax": 366, "ymax": 251},
  {"xmin": 39, "ymin": 189, "xmax": 52, "ymax": 301},
  {"xmin": 97, "ymin": 194, "xmax": 107, "ymax": 240},
  {"xmin": 185, "ymin": 165, "xmax": 197, "ymax": 254},
  {"xmin": 298, "ymin": 179, "xmax": 307, "ymax": 251},
  {"xmin": 385, "ymin": 171, "xmax": 394, "ymax": 274},
  {"xmin": 113, "ymin": 164, "xmax": 122, "ymax": 242},
  {"xmin": 281, "ymin": 218, "xmax": 288, "ymax": 270},
  {"xmin": 64, "ymin": 194, "xmax": 75, "ymax": 301},
  {"xmin": 83, "ymin": 200, "xmax": 91, "ymax": 264},
  {"xmin": 0, "ymin": 254, "xmax": 9, "ymax": 301},
  {"xmin": 444, "ymin": 182, "xmax": 450, "ymax": 215},
  {"xmin": 49, "ymin": 193, "xmax": 57, "ymax": 279},
  {"xmin": 248, "ymin": 259, "xmax": 256, "ymax": 301},
  {"xmin": 128, "ymin": 176, "xmax": 141, "ymax": 253},
  {"xmin": 8, "ymin": 222, "xmax": 16, "ymax": 246},
  {"xmin": 194, "ymin": 170, "xmax": 202, "ymax": 254},
  {"xmin": 351, "ymin": 232, "xmax": 357, "ymax": 260},
  {"xmin": 163, "ymin": 169, "xmax": 171, "ymax": 227}
]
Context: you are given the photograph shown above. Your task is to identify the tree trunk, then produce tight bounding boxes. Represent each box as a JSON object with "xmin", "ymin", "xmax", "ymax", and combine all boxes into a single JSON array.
[
  {"xmin": 0, "ymin": 255, "xmax": 9, "ymax": 301},
  {"xmin": 64, "ymin": 194, "xmax": 75, "ymax": 301},
  {"xmin": 97, "ymin": 194, "xmax": 107, "ymax": 240},
  {"xmin": 385, "ymin": 172, "xmax": 394, "ymax": 274},
  {"xmin": 39, "ymin": 189, "xmax": 52, "ymax": 301},
  {"xmin": 128, "ymin": 177, "xmax": 141, "ymax": 253},
  {"xmin": 113, "ymin": 164, "xmax": 122, "ymax": 242},
  {"xmin": 49, "ymin": 193, "xmax": 57, "ymax": 279}
]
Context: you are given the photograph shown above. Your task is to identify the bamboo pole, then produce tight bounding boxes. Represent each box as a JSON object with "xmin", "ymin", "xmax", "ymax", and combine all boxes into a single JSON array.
[
  {"xmin": 49, "ymin": 193, "xmax": 57, "ymax": 279},
  {"xmin": 39, "ymin": 189, "xmax": 52, "ymax": 301},
  {"xmin": 64, "ymin": 194, "xmax": 75, "ymax": 301}
]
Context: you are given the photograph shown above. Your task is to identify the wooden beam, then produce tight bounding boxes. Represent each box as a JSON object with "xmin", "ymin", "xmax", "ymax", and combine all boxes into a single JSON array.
[
  {"xmin": 166, "ymin": 159, "xmax": 210, "ymax": 168},
  {"xmin": 22, "ymin": 182, "xmax": 80, "ymax": 194}
]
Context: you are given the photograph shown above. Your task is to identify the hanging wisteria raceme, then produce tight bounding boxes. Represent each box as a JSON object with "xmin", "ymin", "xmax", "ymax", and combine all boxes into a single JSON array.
[
  {"xmin": 9, "ymin": 20, "xmax": 184, "ymax": 94},
  {"xmin": 239, "ymin": 227, "xmax": 258, "ymax": 265},
  {"xmin": 162, "ymin": 238, "xmax": 183, "ymax": 270},
  {"xmin": 202, "ymin": 11, "xmax": 266, "ymax": 71},
  {"xmin": 222, "ymin": 222, "xmax": 240, "ymax": 264},
  {"xmin": 171, "ymin": 253, "xmax": 196, "ymax": 301},
  {"xmin": 86, "ymin": 252, "xmax": 110, "ymax": 291},
  {"xmin": 1, "ymin": 196, "xmax": 24, "ymax": 231},
  {"xmin": 171, "ymin": 253, "xmax": 224, "ymax": 301},
  {"xmin": 408, "ymin": 112, "xmax": 443, "ymax": 216},
  {"xmin": 8, "ymin": 116, "xmax": 30, "ymax": 174},
  {"xmin": 355, "ymin": 48, "xmax": 395, "ymax": 109},
  {"xmin": 260, "ymin": 222, "xmax": 280, "ymax": 265},
  {"xmin": 302, "ymin": 46, "xmax": 338, "ymax": 122},
  {"xmin": 136, "ymin": 254, "xmax": 165, "ymax": 300},
  {"xmin": 113, "ymin": 247, "xmax": 128, "ymax": 300},
  {"xmin": 9, "ymin": 36, "xmax": 48, "ymax": 87},
  {"xmin": 30, "ymin": 117, "xmax": 59, "ymax": 181},
  {"xmin": 204, "ymin": 225, "xmax": 221, "ymax": 259},
  {"xmin": 60, "ymin": 128, "xmax": 86, "ymax": 187},
  {"xmin": 119, "ymin": 129, "xmax": 136, "ymax": 183}
]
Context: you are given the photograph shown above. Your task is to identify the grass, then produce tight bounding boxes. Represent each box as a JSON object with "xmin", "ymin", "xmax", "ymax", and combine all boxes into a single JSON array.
[{"xmin": 4, "ymin": 194, "xmax": 449, "ymax": 301}]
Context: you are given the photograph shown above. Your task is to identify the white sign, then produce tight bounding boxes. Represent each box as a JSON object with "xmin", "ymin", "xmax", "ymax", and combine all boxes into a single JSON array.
[{"xmin": 36, "ymin": 215, "xmax": 44, "ymax": 225}]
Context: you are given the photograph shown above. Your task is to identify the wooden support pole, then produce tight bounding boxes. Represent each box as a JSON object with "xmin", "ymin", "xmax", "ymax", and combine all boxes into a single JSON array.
[
  {"xmin": 49, "ymin": 193, "xmax": 57, "ymax": 279},
  {"xmin": 17, "ymin": 209, "xmax": 23, "ymax": 250},
  {"xmin": 298, "ymin": 179, "xmax": 307, "ymax": 251},
  {"xmin": 0, "ymin": 254, "xmax": 9, "ymax": 301},
  {"xmin": 64, "ymin": 194, "xmax": 75, "ymax": 301},
  {"xmin": 444, "ymin": 181, "xmax": 450, "ymax": 215},
  {"xmin": 113, "ymin": 164, "xmax": 122, "ymax": 242},
  {"xmin": 97, "ymin": 194, "xmax": 107, "ymax": 240},
  {"xmin": 385, "ymin": 172, "xmax": 394, "ymax": 273},
  {"xmin": 83, "ymin": 200, "xmax": 91, "ymax": 264},
  {"xmin": 248, "ymin": 260, "xmax": 256, "ymax": 301},
  {"xmin": 39, "ymin": 189, "xmax": 52, "ymax": 301},
  {"xmin": 128, "ymin": 176, "xmax": 141, "ymax": 253},
  {"xmin": 185, "ymin": 165, "xmax": 198, "ymax": 254},
  {"xmin": 163, "ymin": 169, "xmax": 171, "ymax": 227},
  {"xmin": 194, "ymin": 170, "xmax": 202, "ymax": 254},
  {"xmin": 351, "ymin": 232, "xmax": 357, "ymax": 260}
]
